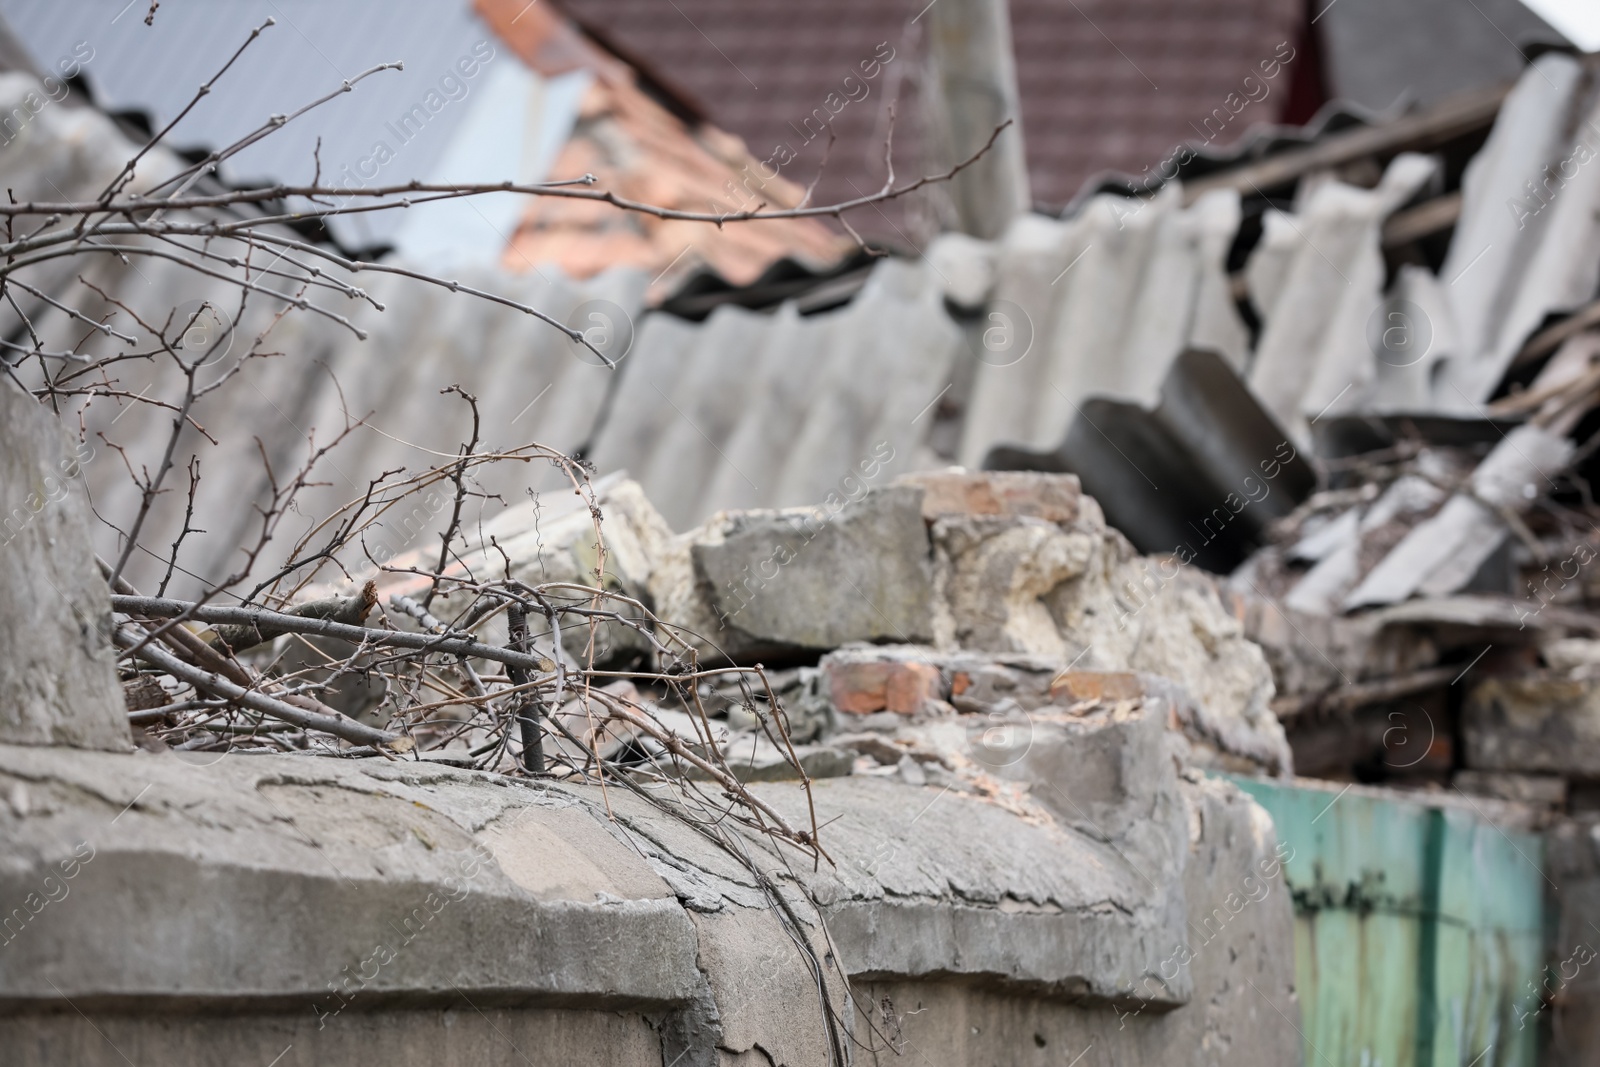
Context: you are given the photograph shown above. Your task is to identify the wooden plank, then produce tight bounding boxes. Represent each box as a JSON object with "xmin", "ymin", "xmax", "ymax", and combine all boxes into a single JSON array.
[
  {"xmin": 1509, "ymin": 294, "xmax": 1600, "ymax": 369},
  {"xmin": 1182, "ymin": 82, "xmax": 1511, "ymax": 204},
  {"xmin": 1382, "ymin": 190, "xmax": 1463, "ymax": 247}
]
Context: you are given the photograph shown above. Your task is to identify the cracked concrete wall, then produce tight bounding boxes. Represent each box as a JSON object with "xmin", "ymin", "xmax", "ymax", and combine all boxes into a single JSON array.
[
  {"xmin": 0, "ymin": 449, "xmax": 1299, "ymax": 1065},
  {"xmin": 0, "ymin": 697, "xmax": 1299, "ymax": 1065}
]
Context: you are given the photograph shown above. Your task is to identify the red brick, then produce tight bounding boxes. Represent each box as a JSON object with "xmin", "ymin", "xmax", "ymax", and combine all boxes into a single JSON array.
[
  {"xmin": 827, "ymin": 659, "xmax": 942, "ymax": 715},
  {"xmin": 1048, "ymin": 670, "xmax": 1144, "ymax": 704},
  {"xmin": 897, "ymin": 470, "xmax": 1084, "ymax": 525}
]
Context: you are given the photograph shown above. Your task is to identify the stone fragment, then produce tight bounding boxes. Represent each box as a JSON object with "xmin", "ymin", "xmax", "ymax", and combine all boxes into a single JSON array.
[
  {"xmin": 918, "ymin": 483, "xmax": 1287, "ymax": 772},
  {"xmin": 373, "ymin": 474, "xmax": 675, "ymax": 669},
  {"xmin": 698, "ymin": 735, "xmax": 854, "ymax": 782},
  {"xmin": 684, "ymin": 486, "xmax": 935, "ymax": 653},
  {"xmin": 0, "ymin": 382, "xmax": 127, "ymax": 750},
  {"xmin": 931, "ymin": 514, "xmax": 1097, "ymax": 656},
  {"xmin": 1465, "ymin": 673, "xmax": 1600, "ymax": 776}
]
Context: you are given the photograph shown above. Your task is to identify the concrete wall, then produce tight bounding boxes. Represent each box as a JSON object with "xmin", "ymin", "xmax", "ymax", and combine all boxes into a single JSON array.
[{"xmin": 0, "ymin": 712, "xmax": 1300, "ymax": 1065}]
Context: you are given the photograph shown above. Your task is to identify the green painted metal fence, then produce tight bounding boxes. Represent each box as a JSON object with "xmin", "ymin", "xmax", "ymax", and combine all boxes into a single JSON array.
[{"xmin": 1231, "ymin": 778, "xmax": 1545, "ymax": 1067}]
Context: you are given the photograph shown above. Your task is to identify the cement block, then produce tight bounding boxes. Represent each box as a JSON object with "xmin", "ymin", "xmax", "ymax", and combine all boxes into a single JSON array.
[{"xmin": 691, "ymin": 486, "xmax": 935, "ymax": 651}]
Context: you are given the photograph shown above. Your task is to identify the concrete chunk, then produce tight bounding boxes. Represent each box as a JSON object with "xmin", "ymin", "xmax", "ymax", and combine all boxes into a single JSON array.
[
  {"xmin": 690, "ymin": 486, "xmax": 935, "ymax": 652},
  {"xmin": 1465, "ymin": 672, "xmax": 1600, "ymax": 776}
]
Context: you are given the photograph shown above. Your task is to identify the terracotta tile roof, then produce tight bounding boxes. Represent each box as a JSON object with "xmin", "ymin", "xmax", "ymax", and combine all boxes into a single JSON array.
[
  {"xmin": 476, "ymin": 0, "xmax": 852, "ymax": 296},
  {"xmin": 555, "ymin": 0, "xmax": 1306, "ymax": 227}
]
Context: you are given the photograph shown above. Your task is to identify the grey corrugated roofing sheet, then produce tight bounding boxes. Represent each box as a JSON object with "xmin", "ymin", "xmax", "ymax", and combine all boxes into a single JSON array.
[
  {"xmin": 0, "ymin": 68, "xmax": 644, "ymax": 595},
  {"xmin": 947, "ymin": 183, "xmax": 1248, "ymax": 469},
  {"xmin": 587, "ymin": 257, "xmax": 963, "ymax": 532},
  {"xmin": 1234, "ymin": 52, "xmax": 1600, "ymax": 431},
  {"xmin": 1435, "ymin": 51, "xmax": 1600, "ymax": 406},
  {"xmin": 1243, "ymin": 151, "xmax": 1438, "ymax": 438}
]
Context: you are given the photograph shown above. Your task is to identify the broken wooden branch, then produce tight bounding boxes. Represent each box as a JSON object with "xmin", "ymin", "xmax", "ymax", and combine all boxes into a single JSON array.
[
  {"xmin": 1183, "ymin": 80, "xmax": 1510, "ymax": 204},
  {"xmin": 1270, "ymin": 665, "xmax": 1461, "ymax": 719},
  {"xmin": 208, "ymin": 581, "xmax": 378, "ymax": 653},
  {"xmin": 111, "ymin": 594, "xmax": 551, "ymax": 674},
  {"xmin": 112, "ymin": 625, "xmax": 397, "ymax": 747},
  {"xmin": 1510, "ymin": 296, "xmax": 1600, "ymax": 371}
]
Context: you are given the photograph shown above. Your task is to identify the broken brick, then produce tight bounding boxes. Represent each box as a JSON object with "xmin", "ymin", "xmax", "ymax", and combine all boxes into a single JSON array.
[
  {"xmin": 1049, "ymin": 670, "xmax": 1144, "ymax": 704},
  {"xmin": 895, "ymin": 469, "xmax": 1084, "ymax": 525},
  {"xmin": 825, "ymin": 658, "xmax": 943, "ymax": 715}
]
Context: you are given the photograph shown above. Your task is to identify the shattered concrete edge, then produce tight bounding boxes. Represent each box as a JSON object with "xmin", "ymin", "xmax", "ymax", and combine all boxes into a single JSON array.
[{"xmin": 0, "ymin": 726, "xmax": 1300, "ymax": 1066}]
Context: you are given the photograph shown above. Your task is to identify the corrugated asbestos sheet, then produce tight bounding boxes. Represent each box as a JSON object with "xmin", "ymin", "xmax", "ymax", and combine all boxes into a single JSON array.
[
  {"xmin": 1239, "ymin": 51, "xmax": 1600, "ymax": 427},
  {"xmin": 1436, "ymin": 52, "xmax": 1600, "ymax": 406},
  {"xmin": 11, "ymin": 31, "xmax": 1600, "ymax": 611},
  {"xmin": 1234, "ymin": 778, "xmax": 1544, "ymax": 1067},
  {"xmin": 0, "ymin": 63, "xmax": 950, "ymax": 596},
  {"xmin": 588, "ymin": 257, "xmax": 961, "ymax": 532},
  {"xmin": 0, "ymin": 68, "xmax": 644, "ymax": 594},
  {"xmin": 944, "ymin": 183, "xmax": 1249, "ymax": 468}
]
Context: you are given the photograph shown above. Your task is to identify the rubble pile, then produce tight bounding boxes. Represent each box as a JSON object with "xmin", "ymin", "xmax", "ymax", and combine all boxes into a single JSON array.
[
  {"xmin": 959, "ymin": 50, "xmax": 1600, "ymax": 823},
  {"xmin": 340, "ymin": 468, "xmax": 1291, "ymax": 789},
  {"xmin": 1218, "ymin": 329, "xmax": 1600, "ymax": 804}
]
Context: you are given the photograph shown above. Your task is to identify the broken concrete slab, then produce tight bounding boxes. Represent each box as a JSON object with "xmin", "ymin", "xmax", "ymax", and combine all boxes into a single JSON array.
[
  {"xmin": 0, "ymin": 381, "xmax": 127, "ymax": 751},
  {"xmin": 1464, "ymin": 672, "xmax": 1600, "ymax": 777},
  {"xmin": 0, "ymin": 734, "xmax": 1299, "ymax": 1065},
  {"xmin": 813, "ymin": 644, "xmax": 1288, "ymax": 777},
  {"xmin": 1453, "ymin": 770, "xmax": 1567, "ymax": 808},
  {"xmin": 676, "ymin": 485, "xmax": 936, "ymax": 655}
]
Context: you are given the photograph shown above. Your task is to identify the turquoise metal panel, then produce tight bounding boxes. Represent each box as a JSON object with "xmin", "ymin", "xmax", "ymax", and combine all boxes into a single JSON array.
[{"xmin": 1230, "ymin": 778, "xmax": 1544, "ymax": 1067}]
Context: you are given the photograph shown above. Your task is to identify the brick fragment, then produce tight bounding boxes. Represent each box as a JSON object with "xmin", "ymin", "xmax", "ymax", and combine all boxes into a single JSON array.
[
  {"xmin": 1049, "ymin": 670, "xmax": 1144, "ymax": 704},
  {"xmin": 826, "ymin": 659, "xmax": 943, "ymax": 715},
  {"xmin": 895, "ymin": 469, "xmax": 1085, "ymax": 525}
]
